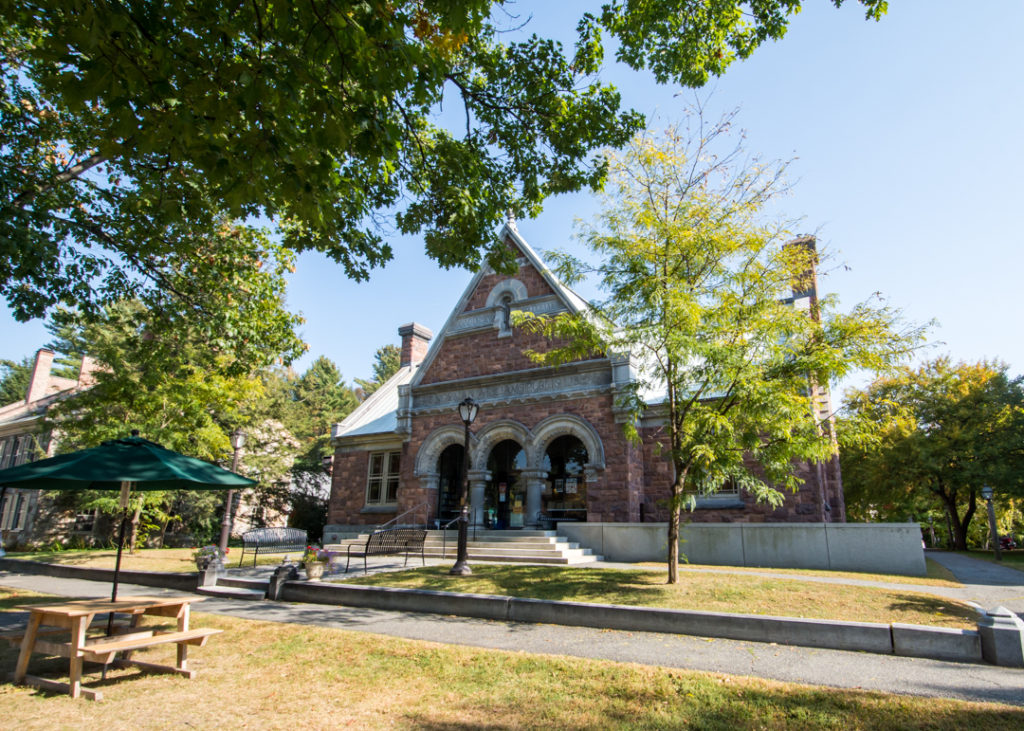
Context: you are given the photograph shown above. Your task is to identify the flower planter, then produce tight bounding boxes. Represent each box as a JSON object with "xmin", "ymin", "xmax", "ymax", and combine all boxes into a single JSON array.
[{"xmin": 304, "ymin": 561, "xmax": 326, "ymax": 581}]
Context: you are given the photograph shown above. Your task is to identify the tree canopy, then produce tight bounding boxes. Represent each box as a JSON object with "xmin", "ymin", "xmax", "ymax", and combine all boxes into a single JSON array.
[
  {"xmin": 356, "ymin": 343, "xmax": 402, "ymax": 398},
  {"xmin": 0, "ymin": 355, "xmax": 32, "ymax": 404},
  {"xmin": 516, "ymin": 112, "xmax": 920, "ymax": 582},
  {"xmin": 840, "ymin": 358, "xmax": 1024, "ymax": 550},
  {"xmin": 2, "ymin": 0, "xmax": 886, "ymax": 324}
]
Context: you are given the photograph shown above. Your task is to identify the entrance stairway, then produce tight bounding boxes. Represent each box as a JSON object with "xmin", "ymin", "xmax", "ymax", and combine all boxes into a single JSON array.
[{"xmin": 329, "ymin": 529, "xmax": 602, "ymax": 566}]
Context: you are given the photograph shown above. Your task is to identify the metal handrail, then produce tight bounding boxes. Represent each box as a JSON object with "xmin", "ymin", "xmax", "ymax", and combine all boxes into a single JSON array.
[
  {"xmin": 377, "ymin": 501, "xmax": 429, "ymax": 531},
  {"xmin": 440, "ymin": 512, "xmax": 479, "ymax": 558}
]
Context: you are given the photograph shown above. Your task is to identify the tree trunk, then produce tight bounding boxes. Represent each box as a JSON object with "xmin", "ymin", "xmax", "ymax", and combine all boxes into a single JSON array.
[
  {"xmin": 667, "ymin": 464, "xmax": 688, "ymax": 585},
  {"xmin": 668, "ymin": 497, "xmax": 680, "ymax": 584},
  {"xmin": 128, "ymin": 503, "xmax": 142, "ymax": 553}
]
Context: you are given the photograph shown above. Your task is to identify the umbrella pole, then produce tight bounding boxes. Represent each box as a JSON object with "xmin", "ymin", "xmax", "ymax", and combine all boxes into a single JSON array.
[{"xmin": 107, "ymin": 482, "xmax": 132, "ymax": 635}]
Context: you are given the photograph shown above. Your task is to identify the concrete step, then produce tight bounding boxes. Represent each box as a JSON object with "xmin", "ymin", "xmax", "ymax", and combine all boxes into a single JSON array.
[{"xmin": 197, "ymin": 585, "xmax": 267, "ymax": 600}]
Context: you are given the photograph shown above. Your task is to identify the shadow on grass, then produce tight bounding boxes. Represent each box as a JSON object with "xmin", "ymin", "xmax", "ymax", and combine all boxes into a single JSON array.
[{"xmin": 886, "ymin": 593, "xmax": 980, "ymax": 625}]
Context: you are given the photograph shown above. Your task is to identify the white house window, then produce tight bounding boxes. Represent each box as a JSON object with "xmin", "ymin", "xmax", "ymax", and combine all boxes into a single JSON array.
[
  {"xmin": 1, "ymin": 491, "xmax": 26, "ymax": 530},
  {"xmin": 366, "ymin": 451, "xmax": 401, "ymax": 506},
  {"xmin": 0, "ymin": 438, "xmax": 11, "ymax": 469}
]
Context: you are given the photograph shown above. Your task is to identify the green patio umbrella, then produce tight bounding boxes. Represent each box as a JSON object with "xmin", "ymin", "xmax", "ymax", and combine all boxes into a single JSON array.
[{"xmin": 0, "ymin": 433, "xmax": 255, "ymax": 605}]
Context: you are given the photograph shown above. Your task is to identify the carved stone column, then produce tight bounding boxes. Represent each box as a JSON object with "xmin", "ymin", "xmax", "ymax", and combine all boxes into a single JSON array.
[
  {"xmin": 468, "ymin": 470, "xmax": 490, "ymax": 527},
  {"xmin": 519, "ymin": 469, "xmax": 549, "ymax": 528}
]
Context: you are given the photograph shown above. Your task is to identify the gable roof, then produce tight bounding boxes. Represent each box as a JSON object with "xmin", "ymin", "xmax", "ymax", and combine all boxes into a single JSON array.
[
  {"xmin": 331, "ymin": 223, "xmax": 594, "ymax": 442},
  {"xmin": 408, "ymin": 222, "xmax": 589, "ymax": 389},
  {"xmin": 332, "ymin": 364, "xmax": 418, "ymax": 439}
]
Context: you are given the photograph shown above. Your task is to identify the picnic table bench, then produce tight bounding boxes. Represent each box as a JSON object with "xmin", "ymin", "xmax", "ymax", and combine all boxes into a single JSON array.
[
  {"xmin": 346, "ymin": 527, "xmax": 427, "ymax": 574},
  {"xmin": 8, "ymin": 595, "xmax": 221, "ymax": 700},
  {"xmin": 238, "ymin": 527, "xmax": 307, "ymax": 567}
]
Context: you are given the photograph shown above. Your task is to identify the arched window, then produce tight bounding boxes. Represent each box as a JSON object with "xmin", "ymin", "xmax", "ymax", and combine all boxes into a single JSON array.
[{"xmin": 542, "ymin": 435, "xmax": 588, "ymax": 522}]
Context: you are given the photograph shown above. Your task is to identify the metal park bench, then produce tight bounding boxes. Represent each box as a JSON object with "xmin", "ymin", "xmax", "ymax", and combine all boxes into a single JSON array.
[
  {"xmin": 345, "ymin": 527, "xmax": 427, "ymax": 574},
  {"xmin": 238, "ymin": 527, "xmax": 308, "ymax": 567}
]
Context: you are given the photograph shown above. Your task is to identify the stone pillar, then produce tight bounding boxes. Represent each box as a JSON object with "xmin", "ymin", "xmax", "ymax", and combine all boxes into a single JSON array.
[
  {"xmin": 520, "ymin": 470, "xmax": 548, "ymax": 528},
  {"xmin": 468, "ymin": 471, "xmax": 490, "ymax": 527},
  {"xmin": 418, "ymin": 474, "xmax": 439, "ymax": 528},
  {"xmin": 978, "ymin": 606, "xmax": 1024, "ymax": 667}
]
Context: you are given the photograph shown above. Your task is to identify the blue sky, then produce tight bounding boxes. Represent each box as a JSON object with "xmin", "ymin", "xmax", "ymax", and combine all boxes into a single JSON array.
[{"xmin": 3, "ymin": 1, "xmax": 1022, "ymax": 396}]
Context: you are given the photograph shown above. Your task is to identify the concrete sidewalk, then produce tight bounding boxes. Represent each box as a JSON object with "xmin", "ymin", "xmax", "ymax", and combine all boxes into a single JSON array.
[{"xmin": 2, "ymin": 569, "xmax": 1023, "ymax": 707}]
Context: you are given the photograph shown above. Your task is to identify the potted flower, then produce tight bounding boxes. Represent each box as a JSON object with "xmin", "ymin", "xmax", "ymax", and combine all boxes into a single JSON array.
[
  {"xmin": 301, "ymin": 545, "xmax": 329, "ymax": 580},
  {"xmin": 193, "ymin": 545, "xmax": 225, "ymax": 571}
]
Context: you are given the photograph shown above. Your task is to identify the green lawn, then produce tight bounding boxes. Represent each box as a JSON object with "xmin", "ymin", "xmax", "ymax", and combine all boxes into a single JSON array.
[
  {"xmin": 337, "ymin": 564, "xmax": 978, "ymax": 628},
  {"xmin": 0, "ymin": 586, "xmax": 1020, "ymax": 730}
]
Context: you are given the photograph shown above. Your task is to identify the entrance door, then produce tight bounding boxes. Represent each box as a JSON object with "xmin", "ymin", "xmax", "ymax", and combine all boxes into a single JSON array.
[
  {"xmin": 485, "ymin": 440, "xmax": 526, "ymax": 529},
  {"xmin": 437, "ymin": 444, "xmax": 464, "ymax": 525}
]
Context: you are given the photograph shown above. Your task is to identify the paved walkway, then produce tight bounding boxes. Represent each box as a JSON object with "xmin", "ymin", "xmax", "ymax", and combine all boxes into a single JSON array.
[{"xmin": 2, "ymin": 566, "xmax": 1023, "ymax": 707}]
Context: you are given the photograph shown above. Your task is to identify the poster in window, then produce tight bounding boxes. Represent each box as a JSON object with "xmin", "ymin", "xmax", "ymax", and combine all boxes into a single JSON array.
[
  {"xmin": 554, "ymin": 479, "xmax": 564, "ymax": 494},
  {"xmin": 565, "ymin": 478, "xmax": 578, "ymax": 494},
  {"xmin": 499, "ymin": 482, "xmax": 507, "ymax": 502}
]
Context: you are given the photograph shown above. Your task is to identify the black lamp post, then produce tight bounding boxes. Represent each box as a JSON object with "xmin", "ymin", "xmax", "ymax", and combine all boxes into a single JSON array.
[
  {"xmin": 450, "ymin": 397, "xmax": 479, "ymax": 576},
  {"xmin": 981, "ymin": 485, "xmax": 1002, "ymax": 562},
  {"xmin": 218, "ymin": 428, "xmax": 246, "ymax": 559}
]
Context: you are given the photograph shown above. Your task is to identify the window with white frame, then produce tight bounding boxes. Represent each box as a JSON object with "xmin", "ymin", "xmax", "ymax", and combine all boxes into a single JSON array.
[
  {"xmin": 13, "ymin": 435, "xmax": 36, "ymax": 466},
  {"xmin": 366, "ymin": 451, "xmax": 401, "ymax": 506},
  {"xmin": 1, "ymin": 491, "xmax": 27, "ymax": 531},
  {"xmin": 0, "ymin": 437, "xmax": 11, "ymax": 469}
]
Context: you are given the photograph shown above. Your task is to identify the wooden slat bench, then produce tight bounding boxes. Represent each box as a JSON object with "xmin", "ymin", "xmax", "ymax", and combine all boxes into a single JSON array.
[
  {"xmin": 345, "ymin": 527, "xmax": 427, "ymax": 574},
  {"xmin": 238, "ymin": 527, "xmax": 308, "ymax": 567}
]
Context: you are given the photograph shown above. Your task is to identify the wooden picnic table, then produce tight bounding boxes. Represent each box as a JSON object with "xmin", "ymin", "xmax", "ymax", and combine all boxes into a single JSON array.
[{"xmin": 9, "ymin": 595, "xmax": 221, "ymax": 700}]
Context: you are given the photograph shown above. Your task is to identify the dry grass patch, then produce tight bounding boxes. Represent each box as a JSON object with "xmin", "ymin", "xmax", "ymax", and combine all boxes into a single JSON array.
[
  {"xmin": 0, "ymin": 587, "xmax": 1019, "ymax": 730},
  {"xmin": 6, "ymin": 547, "xmax": 287, "ymax": 573},
  {"xmin": 340, "ymin": 565, "xmax": 977, "ymax": 628}
]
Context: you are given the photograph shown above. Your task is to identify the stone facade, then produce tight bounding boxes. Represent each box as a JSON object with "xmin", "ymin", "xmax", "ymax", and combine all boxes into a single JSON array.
[{"xmin": 325, "ymin": 225, "xmax": 845, "ymax": 539}]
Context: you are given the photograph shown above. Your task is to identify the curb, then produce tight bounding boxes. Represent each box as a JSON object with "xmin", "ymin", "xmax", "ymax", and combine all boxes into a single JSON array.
[{"xmin": 0, "ymin": 558, "xmax": 987, "ymax": 665}]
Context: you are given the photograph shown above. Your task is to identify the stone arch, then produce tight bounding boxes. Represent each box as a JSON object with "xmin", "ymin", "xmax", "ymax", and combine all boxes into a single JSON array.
[
  {"xmin": 470, "ymin": 419, "xmax": 532, "ymax": 471},
  {"xmin": 484, "ymin": 278, "xmax": 528, "ymax": 307},
  {"xmin": 531, "ymin": 414, "xmax": 606, "ymax": 470},
  {"xmin": 415, "ymin": 424, "xmax": 478, "ymax": 478}
]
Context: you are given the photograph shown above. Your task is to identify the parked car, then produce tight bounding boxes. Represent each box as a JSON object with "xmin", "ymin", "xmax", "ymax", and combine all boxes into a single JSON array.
[{"xmin": 999, "ymin": 535, "xmax": 1017, "ymax": 551}]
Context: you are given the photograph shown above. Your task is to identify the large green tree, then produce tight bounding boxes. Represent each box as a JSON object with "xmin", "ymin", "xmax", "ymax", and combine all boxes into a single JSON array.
[
  {"xmin": 356, "ymin": 344, "xmax": 402, "ymax": 399},
  {"xmin": 840, "ymin": 359, "xmax": 1024, "ymax": 550},
  {"xmin": 1, "ymin": 0, "xmax": 886, "ymax": 323},
  {"xmin": 517, "ymin": 115, "xmax": 920, "ymax": 583},
  {"xmin": 0, "ymin": 355, "xmax": 32, "ymax": 404}
]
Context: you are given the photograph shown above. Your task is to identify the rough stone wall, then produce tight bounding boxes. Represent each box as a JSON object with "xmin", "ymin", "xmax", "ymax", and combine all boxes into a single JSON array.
[
  {"xmin": 327, "ymin": 450, "xmax": 375, "ymax": 526},
  {"xmin": 464, "ymin": 262, "xmax": 555, "ymax": 311},
  {"xmin": 637, "ymin": 424, "xmax": 833, "ymax": 523},
  {"xmin": 418, "ymin": 329, "xmax": 590, "ymax": 385}
]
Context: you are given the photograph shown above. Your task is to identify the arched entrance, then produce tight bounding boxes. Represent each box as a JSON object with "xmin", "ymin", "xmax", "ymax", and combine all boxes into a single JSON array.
[
  {"xmin": 485, "ymin": 440, "xmax": 526, "ymax": 528},
  {"xmin": 436, "ymin": 443, "xmax": 464, "ymax": 525},
  {"xmin": 542, "ymin": 435, "xmax": 588, "ymax": 522}
]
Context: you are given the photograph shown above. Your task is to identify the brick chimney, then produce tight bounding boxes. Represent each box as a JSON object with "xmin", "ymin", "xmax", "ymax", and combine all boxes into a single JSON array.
[
  {"xmin": 78, "ymin": 355, "xmax": 100, "ymax": 388},
  {"xmin": 26, "ymin": 348, "xmax": 56, "ymax": 403},
  {"xmin": 398, "ymin": 323, "xmax": 432, "ymax": 367}
]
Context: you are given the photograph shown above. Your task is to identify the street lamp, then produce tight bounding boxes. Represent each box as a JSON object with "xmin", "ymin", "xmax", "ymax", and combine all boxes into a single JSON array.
[
  {"xmin": 321, "ymin": 454, "xmax": 334, "ymax": 475},
  {"xmin": 450, "ymin": 397, "xmax": 479, "ymax": 576},
  {"xmin": 218, "ymin": 428, "xmax": 246, "ymax": 559},
  {"xmin": 981, "ymin": 485, "xmax": 1002, "ymax": 562}
]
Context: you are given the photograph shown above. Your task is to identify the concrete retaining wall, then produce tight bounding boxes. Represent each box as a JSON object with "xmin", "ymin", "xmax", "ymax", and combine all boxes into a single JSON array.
[{"xmin": 558, "ymin": 522, "xmax": 926, "ymax": 576}]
